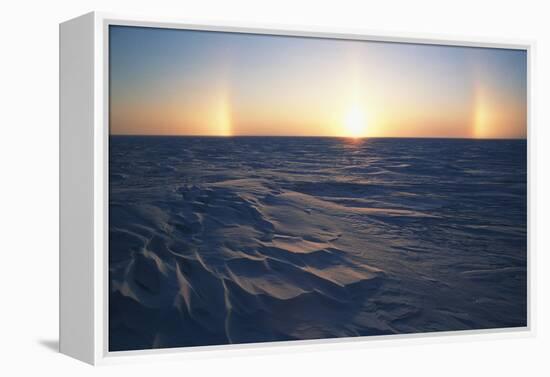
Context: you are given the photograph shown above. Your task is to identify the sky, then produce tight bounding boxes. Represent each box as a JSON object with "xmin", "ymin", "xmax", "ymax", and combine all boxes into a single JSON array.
[{"xmin": 109, "ymin": 25, "xmax": 527, "ymax": 139}]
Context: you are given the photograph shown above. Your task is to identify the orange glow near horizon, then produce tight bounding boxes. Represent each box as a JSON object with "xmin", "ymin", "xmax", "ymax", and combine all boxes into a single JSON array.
[
  {"xmin": 210, "ymin": 89, "xmax": 233, "ymax": 136},
  {"xmin": 473, "ymin": 84, "xmax": 491, "ymax": 139}
]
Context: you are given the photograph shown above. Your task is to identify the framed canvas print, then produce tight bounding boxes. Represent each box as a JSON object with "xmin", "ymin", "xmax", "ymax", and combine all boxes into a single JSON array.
[{"xmin": 59, "ymin": 12, "xmax": 532, "ymax": 365}]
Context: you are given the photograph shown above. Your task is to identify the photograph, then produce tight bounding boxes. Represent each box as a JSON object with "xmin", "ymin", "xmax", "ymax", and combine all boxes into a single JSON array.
[{"xmin": 108, "ymin": 25, "xmax": 527, "ymax": 351}]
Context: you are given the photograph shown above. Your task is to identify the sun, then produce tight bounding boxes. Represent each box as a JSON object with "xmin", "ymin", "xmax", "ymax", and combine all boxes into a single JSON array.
[{"xmin": 344, "ymin": 105, "xmax": 368, "ymax": 138}]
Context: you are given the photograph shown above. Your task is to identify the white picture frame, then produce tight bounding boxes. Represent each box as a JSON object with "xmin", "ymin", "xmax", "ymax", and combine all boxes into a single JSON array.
[{"xmin": 59, "ymin": 11, "xmax": 534, "ymax": 365}]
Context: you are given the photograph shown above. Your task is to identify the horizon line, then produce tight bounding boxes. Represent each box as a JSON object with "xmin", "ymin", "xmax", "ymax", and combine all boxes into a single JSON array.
[{"xmin": 109, "ymin": 134, "xmax": 527, "ymax": 141}]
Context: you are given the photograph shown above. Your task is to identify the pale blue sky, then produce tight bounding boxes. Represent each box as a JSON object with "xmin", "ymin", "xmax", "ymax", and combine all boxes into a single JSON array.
[{"xmin": 109, "ymin": 25, "xmax": 527, "ymax": 138}]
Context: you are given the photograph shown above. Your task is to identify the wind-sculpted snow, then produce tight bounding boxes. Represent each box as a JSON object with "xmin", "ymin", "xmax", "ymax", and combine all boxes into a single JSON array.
[{"xmin": 109, "ymin": 136, "xmax": 527, "ymax": 351}]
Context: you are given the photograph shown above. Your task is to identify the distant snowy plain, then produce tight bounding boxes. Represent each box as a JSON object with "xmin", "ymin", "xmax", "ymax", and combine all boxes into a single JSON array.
[{"xmin": 109, "ymin": 136, "xmax": 527, "ymax": 351}]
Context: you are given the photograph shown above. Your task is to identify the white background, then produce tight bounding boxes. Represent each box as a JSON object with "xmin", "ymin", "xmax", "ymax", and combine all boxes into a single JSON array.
[{"xmin": 1, "ymin": 0, "xmax": 548, "ymax": 375}]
